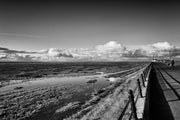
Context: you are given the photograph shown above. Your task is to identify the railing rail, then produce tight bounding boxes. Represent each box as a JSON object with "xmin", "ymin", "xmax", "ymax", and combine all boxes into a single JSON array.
[{"xmin": 118, "ymin": 63, "xmax": 152, "ymax": 120}]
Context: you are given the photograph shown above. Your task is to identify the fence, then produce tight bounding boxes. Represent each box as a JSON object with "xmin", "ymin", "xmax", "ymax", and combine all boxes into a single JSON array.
[{"xmin": 118, "ymin": 63, "xmax": 152, "ymax": 120}]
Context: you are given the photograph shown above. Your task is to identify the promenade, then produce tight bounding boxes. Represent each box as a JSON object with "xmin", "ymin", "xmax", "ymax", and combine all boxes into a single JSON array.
[{"xmin": 149, "ymin": 62, "xmax": 180, "ymax": 120}]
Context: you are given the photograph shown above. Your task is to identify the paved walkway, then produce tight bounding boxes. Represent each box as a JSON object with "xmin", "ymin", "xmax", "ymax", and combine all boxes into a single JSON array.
[{"xmin": 149, "ymin": 62, "xmax": 180, "ymax": 120}]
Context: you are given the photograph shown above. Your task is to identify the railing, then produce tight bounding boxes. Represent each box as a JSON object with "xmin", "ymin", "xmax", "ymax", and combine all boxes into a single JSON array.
[{"xmin": 118, "ymin": 63, "xmax": 152, "ymax": 120}]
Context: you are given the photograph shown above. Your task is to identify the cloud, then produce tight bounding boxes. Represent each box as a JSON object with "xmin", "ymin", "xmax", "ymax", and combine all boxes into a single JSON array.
[
  {"xmin": 151, "ymin": 41, "xmax": 175, "ymax": 50},
  {"xmin": 0, "ymin": 33, "xmax": 44, "ymax": 39},
  {"xmin": 147, "ymin": 42, "xmax": 178, "ymax": 57},
  {"xmin": 0, "ymin": 41, "xmax": 180, "ymax": 61},
  {"xmin": 91, "ymin": 41, "xmax": 127, "ymax": 61},
  {"xmin": 0, "ymin": 53, "xmax": 36, "ymax": 61},
  {"xmin": 67, "ymin": 41, "xmax": 127, "ymax": 61},
  {"xmin": 0, "ymin": 47, "xmax": 36, "ymax": 54},
  {"xmin": 0, "ymin": 47, "xmax": 9, "ymax": 51},
  {"xmin": 171, "ymin": 48, "xmax": 180, "ymax": 56},
  {"xmin": 0, "ymin": 47, "xmax": 74, "ymax": 61},
  {"xmin": 123, "ymin": 42, "xmax": 180, "ymax": 59},
  {"xmin": 47, "ymin": 48, "xmax": 73, "ymax": 58},
  {"xmin": 95, "ymin": 41, "xmax": 126, "ymax": 52},
  {"xmin": 123, "ymin": 49, "xmax": 148, "ymax": 58}
]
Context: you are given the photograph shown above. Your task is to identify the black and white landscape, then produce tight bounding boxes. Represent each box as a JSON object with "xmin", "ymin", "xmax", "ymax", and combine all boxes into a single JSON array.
[{"xmin": 0, "ymin": 0, "xmax": 180, "ymax": 120}]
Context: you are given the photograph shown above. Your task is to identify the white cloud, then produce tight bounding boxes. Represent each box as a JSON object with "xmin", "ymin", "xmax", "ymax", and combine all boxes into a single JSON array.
[
  {"xmin": 151, "ymin": 41, "xmax": 174, "ymax": 50},
  {"xmin": 0, "ymin": 53, "xmax": 33, "ymax": 61},
  {"xmin": 47, "ymin": 48, "xmax": 62, "ymax": 57},
  {"xmin": 123, "ymin": 42, "xmax": 179, "ymax": 59},
  {"xmin": 96, "ymin": 41, "xmax": 126, "ymax": 52},
  {"xmin": 91, "ymin": 41, "xmax": 127, "ymax": 61},
  {"xmin": 46, "ymin": 48, "xmax": 73, "ymax": 58},
  {"xmin": 0, "ymin": 41, "xmax": 180, "ymax": 61}
]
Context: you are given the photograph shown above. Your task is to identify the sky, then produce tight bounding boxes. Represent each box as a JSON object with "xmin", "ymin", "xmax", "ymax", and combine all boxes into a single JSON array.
[{"xmin": 0, "ymin": 0, "xmax": 180, "ymax": 61}]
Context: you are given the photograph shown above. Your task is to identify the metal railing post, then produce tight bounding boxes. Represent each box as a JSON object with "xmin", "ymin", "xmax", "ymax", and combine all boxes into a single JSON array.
[
  {"xmin": 141, "ymin": 74, "xmax": 145, "ymax": 87},
  {"xmin": 143, "ymin": 70, "xmax": 146, "ymax": 78},
  {"xmin": 137, "ymin": 79, "xmax": 143, "ymax": 98},
  {"xmin": 143, "ymin": 73, "xmax": 147, "ymax": 82},
  {"xmin": 145, "ymin": 67, "xmax": 147, "ymax": 78},
  {"xmin": 129, "ymin": 90, "xmax": 138, "ymax": 120}
]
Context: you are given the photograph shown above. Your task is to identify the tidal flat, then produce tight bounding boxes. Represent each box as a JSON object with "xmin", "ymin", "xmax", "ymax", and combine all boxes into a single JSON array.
[{"xmin": 0, "ymin": 62, "xmax": 147, "ymax": 120}]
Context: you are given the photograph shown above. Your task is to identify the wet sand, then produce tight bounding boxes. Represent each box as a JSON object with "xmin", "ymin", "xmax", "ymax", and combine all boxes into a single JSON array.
[
  {"xmin": 0, "ymin": 73, "xmax": 111, "ymax": 120},
  {"xmin": 0, "ymin": 65, "xmax": 144, "ymax": 120}
]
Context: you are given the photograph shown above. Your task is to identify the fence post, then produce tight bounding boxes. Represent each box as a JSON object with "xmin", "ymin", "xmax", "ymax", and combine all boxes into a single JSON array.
[
  {"xmin": 141, "ymin": 74, "xmax": 145, "ymax": 87},
  {"xmin": 129, "ymin": 90, "xmax": 138, "ymax": 120},
  {"xmin": 143, "ymin": 73, "xmax": 147, "ymax": 82},
  {"xmin": 143, "ymin": 70, "xmax": 145, "ymax": 78},
  {"xmin": 137, "ymin": 79, "xmax": 143, "ymax": 98}
]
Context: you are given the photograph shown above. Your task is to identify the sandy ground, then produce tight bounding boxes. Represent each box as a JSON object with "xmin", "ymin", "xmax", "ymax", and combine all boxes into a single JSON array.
[
  {"xmin": 0, "ymin": 74, "xmax": 106, "ymax": 92},
  {"xmin": 0, "ymin": 65, "xmax": 145, "ymax": 120}
]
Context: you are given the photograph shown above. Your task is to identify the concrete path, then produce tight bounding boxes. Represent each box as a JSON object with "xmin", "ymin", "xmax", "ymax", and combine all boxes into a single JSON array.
[{"xmin": 149, "ymin": 62, "xmax": 180, "ymax": 120}]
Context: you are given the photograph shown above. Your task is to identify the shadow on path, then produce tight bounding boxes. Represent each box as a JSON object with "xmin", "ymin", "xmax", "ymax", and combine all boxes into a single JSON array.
[{"xmin": 149, "ymin": 66, "xmax": 174, "ymax": 120}]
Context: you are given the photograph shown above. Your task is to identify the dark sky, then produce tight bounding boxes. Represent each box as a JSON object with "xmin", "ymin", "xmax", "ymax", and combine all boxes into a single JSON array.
[{"xmin": 1, "ymin": 0, "xmax": 180, "ymax": 51}]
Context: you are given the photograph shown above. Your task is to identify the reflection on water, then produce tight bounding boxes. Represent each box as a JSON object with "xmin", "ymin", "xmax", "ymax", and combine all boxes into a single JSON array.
[{"xmin": 0, "ymin": 74, "xmax": 110, "ymax": 92}]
